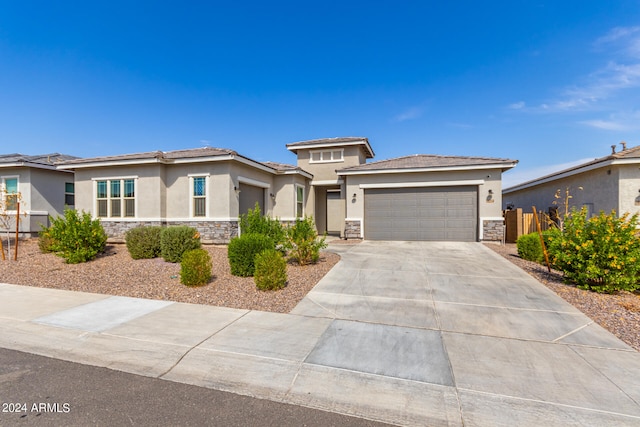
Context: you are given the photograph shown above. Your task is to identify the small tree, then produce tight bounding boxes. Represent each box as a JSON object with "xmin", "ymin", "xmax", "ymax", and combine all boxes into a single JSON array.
[
  {"xmin": 0, "ymin": 191, "xmax": 27, "ymax": 260},
  {"xmin": 550, "ymin": 186, "xmax": 583, "ymax": 230},
  {"xmin": 47, "ymin": 208, "xmax": 108, "ymax": 263},
  {"xmin": 284, "ymin": 216, "xmax": 327, "ymax": 266},
  {"xmin": 239, "ymin": 202, "xmax": 286, "ymax": 249}
]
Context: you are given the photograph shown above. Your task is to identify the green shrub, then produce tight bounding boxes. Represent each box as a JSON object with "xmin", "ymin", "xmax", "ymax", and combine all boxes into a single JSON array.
[
  {"xmin": 516, "ymin": 232, "xmax": 543, "ymax": 263},
  {"xmin": 160, "ymin": 226, "xmax": 202, "ymax": 263},
  {"xmin": 47, "ymin": 208, "xmax": 107, "ymax": 263},
  {"xmin": 550, "ymin": 208, "xmax": 640, "ymax": 293},
  {"xmin": 37, "ymin": 227, "xmax": 56, "ymax": 253},
  {"xmin": 227, "ymin": 233, "xmax": 274, "ymax": 277},
  {"xmin": 180, "ymin": 249, "xmax": 212, "ymax": 286},
  {"xmin": 239, "ymin": 202, "xmax": 286, "ymax": 249},
  {"xmin": 254, "ymin": 249, "xmax": 287, "ymax": 290},
  {"xmin": 125, "ymin": 226, "xmax": 162, "ymax": 259},
  {"xmin": 284, "ymin": 216, "xmax": 327, "ymax": 265}
]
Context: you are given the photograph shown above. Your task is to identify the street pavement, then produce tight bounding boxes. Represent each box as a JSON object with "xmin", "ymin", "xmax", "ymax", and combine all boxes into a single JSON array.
[
  {"xmin": 0, "ymin": 347, "xmax": 390, "ymax": 426},
  {"xmin": 0, "ymin": 241, "xmax": 639, "ymax": 426}
]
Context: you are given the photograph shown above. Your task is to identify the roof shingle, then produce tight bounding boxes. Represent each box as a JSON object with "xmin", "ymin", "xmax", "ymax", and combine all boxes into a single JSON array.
[
  {"xmin": 0, "ymin": 153, "xmax": 79, "ymax": 166},
  {"xmin": 338, "ymin": 154, "xmax": 517, "ymax": 173}
]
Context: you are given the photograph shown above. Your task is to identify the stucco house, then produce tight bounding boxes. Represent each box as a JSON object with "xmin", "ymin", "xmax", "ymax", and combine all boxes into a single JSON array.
[
  {"xmin": 503, "ymin": 143, "xmax": 640, "ymax": 218},
  {"xmin": 60, "ymin": 148, "xmax": 312, "ymax": 243},
  {"xmin": 58, "ymin": 137, "xmax": 517, "ymax": 243},
  {"xmin": 0, "ymin": 153, "xmax": 77, "ymax": 235},
  {"xmin": 287, "ymin": 137, "xmax": 517, "ymax": 242}
]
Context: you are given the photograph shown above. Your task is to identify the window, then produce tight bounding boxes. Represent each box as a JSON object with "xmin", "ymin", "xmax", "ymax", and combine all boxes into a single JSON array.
[
  {"xmin": 65, "ymin": 182, "xmax": 75, "ymax": 206},
  {"xmin": 295, "ymin": 185, "xmax": 304, "ymax": 218},
  {"xmin": 192, "ymin": 176, "xmax": 206, "ymax": 217},
  {"xmin": 309, "ymin": 149, "xmax": 343, "ymax": 163},
  {"xmin": 583, "ymin": 203, "xmax": 594, "ymax": 218},
  {"xmin": 96, "ymin": 178, "xmax": 135, "ymax": 218},
  {"xmin": 2, "ymin": 177, "xmax": 18, "ymax": 210}
]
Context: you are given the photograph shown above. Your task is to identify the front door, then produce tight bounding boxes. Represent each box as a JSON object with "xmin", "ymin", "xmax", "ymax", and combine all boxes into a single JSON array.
[{"xmin": 326, "ymin": 190, "xmax": 342, "ymax": 236}]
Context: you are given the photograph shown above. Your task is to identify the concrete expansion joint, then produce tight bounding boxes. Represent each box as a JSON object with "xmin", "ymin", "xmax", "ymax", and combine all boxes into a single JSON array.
[
  {"xmin": 157, "ymin": 310, "xmax": 252, "ymax": 379},
  {"xmin": 100, "ymin": 332, "xmax": 193, "ymax": 349},
  {"xmin": 568, "ymin": 344, "xmax": 640, "ymax": 410},
  {"xmin": 304, "ymin": 296, "xmax": 340, "ymax": 318},
  {"xmin": 434, "ymin": 300, "xmax": 583, "ymax": 314},
  {"xmin": 552, "ymin": 321, "xmax": 594, "ymax": 343},
  {"xmin": 458, "ymin": 387, "xmax": 640, "ymax": 421},
  {"xmin": 442, "ymin": 329, "xmax": 629, "ymax": 351}
]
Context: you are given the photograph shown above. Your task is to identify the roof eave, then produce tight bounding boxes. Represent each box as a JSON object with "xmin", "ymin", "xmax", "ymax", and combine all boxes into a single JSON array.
[
  {"xmin": 287, "ymin": 140, "xmax": 375, "ymax": 158},
  {"xmin": 58, "ymin": 157, "xmax": 166, "ymax": 169},
  {"xmin": 0, "ymin": 161, "xmax": 67, "ymax": 171},
  {"xmin": 502, "ymin": 158, "xmax": 640, "ymax": 193},
  {"xmin": 338, "ymin": 162, "xmax": 518, "ymax": 176}
]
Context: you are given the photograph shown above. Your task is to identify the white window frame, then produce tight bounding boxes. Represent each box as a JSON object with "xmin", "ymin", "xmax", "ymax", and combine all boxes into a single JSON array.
[
  {"xmin": 94, "ymin": 177, "xmax": 137, "ymax": 218},
  {"xmin": 309, "ymin": 149, "xmax": 344, "ymax": 164},
  {"xmin": 295, "ymin": 184, "xmax": 305, "ymax": 218},
  {"xmin": 189, "ymin": 174, "xmax": 209, "ymax": 218},
  {"xmin": 0, "ymin": 176, "xmax": 19, "ymax": 212}
]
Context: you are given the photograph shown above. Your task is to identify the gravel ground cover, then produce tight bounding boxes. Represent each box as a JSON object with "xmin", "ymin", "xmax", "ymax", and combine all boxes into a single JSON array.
[
  {"xmin": 486, "ymin": 243, "xmax": 640, "ymax": 351},
  {"xmin": 2, "ymin": 239, "xmax": 638, "ymax": 351},
  {"xmin": 0, "ymin": 239, "xmax": 340, "ymax": 314}
]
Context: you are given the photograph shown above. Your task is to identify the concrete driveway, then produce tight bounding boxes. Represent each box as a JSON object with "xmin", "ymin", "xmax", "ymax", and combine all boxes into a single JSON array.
[
  {"xmin": 0, "ymin": 241, "xmax": 639, "ymax": 426},
  {"xmin": 291, "ymin": 241, "xmax": 640, "ymax": 426}
]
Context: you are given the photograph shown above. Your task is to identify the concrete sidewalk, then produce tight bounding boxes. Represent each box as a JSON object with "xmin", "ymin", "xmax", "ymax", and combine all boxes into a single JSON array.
[{"xmin": 1, "ymin": 241, "xmax": 639, "ymax": 426}]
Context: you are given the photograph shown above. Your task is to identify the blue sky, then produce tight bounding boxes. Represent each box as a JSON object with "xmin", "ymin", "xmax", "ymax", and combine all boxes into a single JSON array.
[{"xmin": 1, "ymin": 1, "xmax": 640, "ymax": 187}]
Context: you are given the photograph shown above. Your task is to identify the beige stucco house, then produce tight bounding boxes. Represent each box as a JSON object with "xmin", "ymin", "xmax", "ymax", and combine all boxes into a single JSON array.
[
  {"xmin": 0, "ymin": 153, "xmax": 76, "ymax": 235},
  {"xmin": 503, "ymin": 143, "xmax": 640, "ymax": 218},
  {"xmin": 58, "ymin": 137, "xmax": 517, "ymax": 243},
  {"xmin": 60, "ymin": 148, "xmax": 312, "ymax": 243},
  {"xmin": 286, "ymin": 138, "xmax": 517, "ymax": 242}
]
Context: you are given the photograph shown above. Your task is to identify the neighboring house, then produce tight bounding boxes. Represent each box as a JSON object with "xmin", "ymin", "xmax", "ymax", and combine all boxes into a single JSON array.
[
  {"xmin": 0, "ymin": 153, "xmax": 77, "ymax": 235},
  {"xmin": 58, "ymin": 137, "xmax": 517, "ymax": 243},
  {"xmin": 503, "ymin": 143, "xmax": 640, "ymax": 218},
  {"xmin": 287, "ymin": 137, "xmax": 516, "ymax": 242}
]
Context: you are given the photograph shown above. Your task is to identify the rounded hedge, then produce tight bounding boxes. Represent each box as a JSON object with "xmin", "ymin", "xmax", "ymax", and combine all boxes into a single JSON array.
[
  {"xmin": 125, "ymin": 226, "xmax": 162, "ymax": 259},
  {"xmin": 160, "ymin": 226, "xmax": 201, "ymax": 263},
  {"xmin": 180, "ymin": 249, "xmax": 212, "ymax": 286},
  {"xmin": 516, "ymin": 232, "xmax": 544, "ymax": 263},
  {"xmin": 227, "ymin": 233, "xmax": 274, "ymax": 277},
  {"xmin": 254, "ymin": 249, "xmax": 287, "ymax": 291}
]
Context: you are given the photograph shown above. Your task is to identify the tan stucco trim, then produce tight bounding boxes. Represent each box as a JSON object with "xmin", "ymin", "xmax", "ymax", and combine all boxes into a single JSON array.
[
  {"xmin": 237, "ymin": 176, "xmax": 270, "ymax": 188},
  {"xmin": 359, "ymin": 179, "xmax": 485, "ymax": 189},
  {"xmin": 312, "ymin": 179, "xmax": 344, "ymax": 185},
  {"xmin": 65, "ymin": 158, "xmax": 163, "ymax": 169}
]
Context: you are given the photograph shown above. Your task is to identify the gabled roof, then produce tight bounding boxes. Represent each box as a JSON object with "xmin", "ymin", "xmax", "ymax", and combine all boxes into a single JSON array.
[
  {"xmin": 338, "ymin": 154, "xmax": 517, "ymax": 175},
  {"xmin": 0, "ymin": 153, "xmax": 79, "ymax": 170},
  {"xmin": 59, "ymin": 147, "xmax": 312, "ymax": 178},
  {"xmin": 286, "ymin": 137, "xmax": 375, "ymax": 159},
  {"xmin": 60, "ymin": 147, "xmax": 236, "ymax": 166},
  {"xmin": 504, "ymin": 144, "xmax": 640, "ymax": 193}
]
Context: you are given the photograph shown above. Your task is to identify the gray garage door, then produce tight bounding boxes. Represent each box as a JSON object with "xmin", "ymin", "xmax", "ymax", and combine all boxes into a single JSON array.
[
  {"xmin": 239, "ymin": 184, "xmax": 265, "ymax": 216},
  {"xmin": 364, "ymin": 186, "xmax": 478, "ymax": 241}
]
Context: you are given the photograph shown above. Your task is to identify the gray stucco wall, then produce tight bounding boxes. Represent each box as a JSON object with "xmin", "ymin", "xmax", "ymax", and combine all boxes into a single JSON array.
[{"xmin": 503, "ymin": 166, "xmax": 620, "ymax": 217}]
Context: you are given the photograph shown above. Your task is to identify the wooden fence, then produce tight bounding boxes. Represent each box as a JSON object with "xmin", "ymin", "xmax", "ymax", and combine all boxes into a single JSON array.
[{"xmin": 504, "ymin": 208, "xmax": 552, "ymax": 243}]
